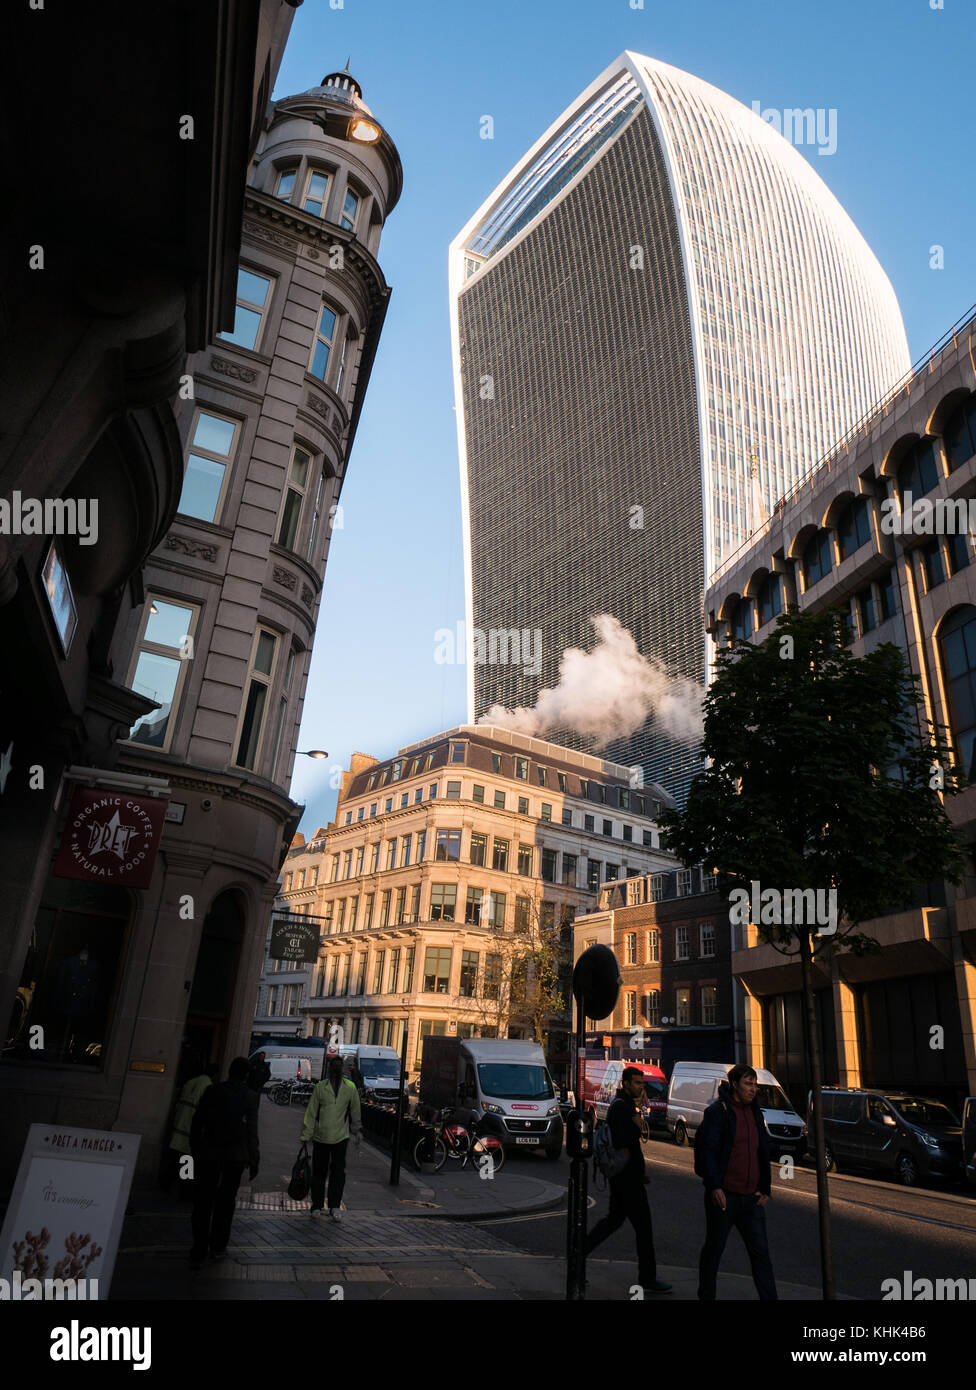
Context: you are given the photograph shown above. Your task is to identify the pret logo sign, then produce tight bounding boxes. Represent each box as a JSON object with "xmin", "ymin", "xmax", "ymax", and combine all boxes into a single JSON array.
[{"xmin": 53, "ymin": 788, "xmax": 168, "ymax": 889}]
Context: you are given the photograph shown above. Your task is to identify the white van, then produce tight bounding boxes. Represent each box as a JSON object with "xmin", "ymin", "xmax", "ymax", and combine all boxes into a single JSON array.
[
  {"xmin": 249, "ymin": 1046, "xmax": 319, "ymax": 1082},
  {"xmin": 666, "ymin": 1062, "xmax": 806, "ymax": 1159},
  {"xmin": 338, "ymin": 1044, "xmax": 403, "ymax": 1100},
  {"xmin": 265, "ymin": 1056, "xmax": 312, "ymax": 1085},
  {"xmin": 421, "ymin": 1036, "xmax": 562, "ymax": 1159}
]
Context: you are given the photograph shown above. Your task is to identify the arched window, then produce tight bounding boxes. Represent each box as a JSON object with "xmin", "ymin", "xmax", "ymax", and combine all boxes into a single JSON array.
[
  {"xmin": 802, "ymin": 528, "xmax": 834, "ymax": 589},
  {"xmin": 939, "ymin": 606, "xmax": 976, "ymax": 782},
  {"xmin": 897, "ymin": 439, "xmax": 939, "ymax": 501},
  {"xmin": 837, "ymin": 496, "xmax": 871, "ymax": 560},
  {"xmin": 944, "ymin": 394, "xmax": 976, "ymax": 472},
  {"xmin": 728, "ymin": 598, "xmax": 753, "ymax": 642},
  {"xmin": 757, "ymin": 572, "xmax": 783, "ymax": 625}
]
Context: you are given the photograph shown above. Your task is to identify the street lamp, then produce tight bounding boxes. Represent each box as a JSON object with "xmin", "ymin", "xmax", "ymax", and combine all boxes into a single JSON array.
[{"xmin": 296, "ymin": 749, "xmax": 329, "ymax": 759}]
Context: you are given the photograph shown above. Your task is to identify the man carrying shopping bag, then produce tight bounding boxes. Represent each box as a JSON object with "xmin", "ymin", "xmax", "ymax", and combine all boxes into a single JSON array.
[{"xmin": 300, "ymin": 1055, "xmax": 362, "ymax": 1220}]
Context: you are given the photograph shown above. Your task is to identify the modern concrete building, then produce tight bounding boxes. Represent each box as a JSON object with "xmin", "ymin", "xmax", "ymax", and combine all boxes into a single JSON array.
[
  {"xmin": 1, "ymin": 53, "xmax": 402, "ymax": 1186},
  {"xmin": 573, "ymin": 867, "xmax": 732, "ymax": 1074},
  {"xmin": 705, "ymin": 307, "xmax": 976, "ymax": 1111},
  {"xmin": 450, "ymin": 51, "xmax": 910, "ymax": 804},
  {"xmin": 262, "ymin": 726, "xmax": 678, "ymax": 1082}
]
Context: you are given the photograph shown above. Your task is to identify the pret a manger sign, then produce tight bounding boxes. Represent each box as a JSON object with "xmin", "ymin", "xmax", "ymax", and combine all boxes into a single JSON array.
[{"xmin": 53, "ymin": 787, "xmax": 168, "ymax": 889}]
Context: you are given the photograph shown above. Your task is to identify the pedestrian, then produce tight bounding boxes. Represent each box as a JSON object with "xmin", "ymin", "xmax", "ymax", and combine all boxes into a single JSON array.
[
  {"xmin": 188, "ymin": 1057, "xmax": 259, "ymax": 1269},
  {"xmin": 246, "ymin": 1051, "xmax": 271, "ymax": 1096},
  {"xmin": 300, "ymin": 1054, "xmax": 362, "ymax": 1221},
  {"xmin": 585, "ymin": 1065, "xmax": 672, "ymax": 1295},
  {"xmin": 696, "ymin": 1063, "xmax": 778, "ymax": 1301},
  {"xmin": 162, "ymin": 1061, "xmax": 218, "ymax": 1197}
]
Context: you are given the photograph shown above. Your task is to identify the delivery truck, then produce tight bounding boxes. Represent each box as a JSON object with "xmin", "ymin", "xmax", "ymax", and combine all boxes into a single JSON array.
[
  {"xmin": 420, "ymin": 1036, "xmax": 563, "ymax": 1159},
  {"xmin": 581, "ymin": 1057, "xmax": 668, "ymax": 1129}
]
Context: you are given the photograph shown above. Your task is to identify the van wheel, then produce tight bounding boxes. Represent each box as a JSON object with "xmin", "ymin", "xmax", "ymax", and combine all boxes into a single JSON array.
[
  {"xmin": 673, "ymin": 1121, "xmax": 687, "ymax": 1146},
  {"xmin": 895, "ymin": 1152, "xmax": 919, "ymax": 1187},
  {"xmin": 544, "ymin": 1147, "xmax": 561, "ymax": 1161},
  {"xmin": 823, "ymin": 1144, "xmax": 836, "ymax": 1173}
]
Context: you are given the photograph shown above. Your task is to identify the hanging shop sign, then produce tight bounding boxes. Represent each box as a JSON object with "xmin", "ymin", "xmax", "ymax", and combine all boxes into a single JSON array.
[
  {"xmin": 53, "ymin": 787, "xmax": 168, "ymax": 889},
  {"xmin": 268, "ymin": 914, "xmax": 322, "ymax": 963}
]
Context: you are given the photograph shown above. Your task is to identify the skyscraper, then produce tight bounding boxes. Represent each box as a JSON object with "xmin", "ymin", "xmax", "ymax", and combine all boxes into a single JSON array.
[{"xmin": 450, "ymin": 51, "xmax": 910, "ymax": 802}]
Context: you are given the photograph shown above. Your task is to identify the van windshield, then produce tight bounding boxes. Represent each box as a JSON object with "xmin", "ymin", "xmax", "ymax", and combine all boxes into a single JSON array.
[
  {"xmin": 360, "ymin": 1061, "xmax": 399, "ymax": 1082},
  {"xmin": 756, "ymin": 1085, "xmax": 792, "ymax": 1112},
  {"xmin": 477, "ymin": 1063, "xmax": 554, "ymax": 1101},
  {"xmin": 644, "ymin": 1080, "xmax": 666, "ymax": 1101},
  {"xmin": 887, "ymin": 1097, "xmax": 959, "ymax": 1127}
]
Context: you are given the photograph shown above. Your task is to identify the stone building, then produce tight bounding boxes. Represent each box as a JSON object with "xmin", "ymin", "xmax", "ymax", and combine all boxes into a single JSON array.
[
  {"xmin": 262, "ymin": 726, "xmax": 678, "ymax": 1082},
  {"xmin": 0, "ymin": 48, "xmax": 402, "ymax": 1186},
  {"xmin": 573, "ymin": 867, "xmax": 732, "ymax": 1073},
  {"xmin": 705, "ymin": 309, "xmax": 976, "ymax": 1110}
]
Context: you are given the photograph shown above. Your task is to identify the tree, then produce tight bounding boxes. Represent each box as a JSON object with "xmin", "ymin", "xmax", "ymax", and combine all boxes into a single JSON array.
[
  {"xmin": 658, "ymin": 606, "xmax": 966, "ymax": 1298},
  {"xmin": 470, "ymin": 902, "xmax": 570, "ymax": 1050}
]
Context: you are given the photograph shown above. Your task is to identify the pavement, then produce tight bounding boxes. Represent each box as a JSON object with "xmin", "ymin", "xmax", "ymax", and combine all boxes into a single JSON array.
[{"xmin": 110, "ymin": 1099, "xmax": 833, "ymax": 1300}]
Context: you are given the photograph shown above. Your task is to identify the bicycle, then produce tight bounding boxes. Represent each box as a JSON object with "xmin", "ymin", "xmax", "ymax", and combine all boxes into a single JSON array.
[{"xmin": 411, "ymin": 1107, "xmax": 505, "ymax": 1174}]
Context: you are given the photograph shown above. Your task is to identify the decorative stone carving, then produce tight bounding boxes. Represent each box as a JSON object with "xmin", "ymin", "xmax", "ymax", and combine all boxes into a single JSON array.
[
  {"xmin": 164, "ymin": 535, "xmax": 217, "ymax": 562},
  {"xmin": 272, "ymin": 566, "xmax": 297, "ymax": 591},
  {"xmin": 306, "ymin": 395, "xmax": 331, "ymax": 426},
  {"xmin": 243, "ymin": 220, "xmax": 299, "ymax": 253},
  {"xmin": 301, "ymin": 584, "xmax": 314, "ymax": 607},
  {"xmin": 210, "ymin": 355, "xmax": 257, "ymax": 383}
]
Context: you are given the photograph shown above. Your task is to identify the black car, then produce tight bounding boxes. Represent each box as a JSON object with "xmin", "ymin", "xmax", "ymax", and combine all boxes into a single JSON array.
[{"xmin": 811, "ymin": 1087, "xmax": 963, "ymax": 1186}]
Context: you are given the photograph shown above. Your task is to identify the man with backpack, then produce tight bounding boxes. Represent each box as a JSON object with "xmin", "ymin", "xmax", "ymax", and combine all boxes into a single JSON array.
[
  {"xmin": 586, "ymin": 1066, "xmax": 672, "ymax": 1295},
  {"xmin": 188, "ymin": 1057, "xmax": 260, "ymax": 1269},
  {"xmin": 695, "ymin": 1063, "xmax": 778, "ymax": 1300},
  {"xmin": 300, "ymin": 1055, "xmax": 362, "ymax": 1220}
]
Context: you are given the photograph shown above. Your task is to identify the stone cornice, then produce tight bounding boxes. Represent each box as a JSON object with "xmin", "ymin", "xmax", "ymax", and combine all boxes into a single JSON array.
[{"xmin": 242, "ymin": 195, "xmax": 389, "ymax": 307}]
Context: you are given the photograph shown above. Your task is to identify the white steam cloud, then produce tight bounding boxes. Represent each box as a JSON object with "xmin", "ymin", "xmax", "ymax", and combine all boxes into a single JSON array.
[{"xmin": 479, "ymin": 614, "xmax": 704, "ymax": 747}]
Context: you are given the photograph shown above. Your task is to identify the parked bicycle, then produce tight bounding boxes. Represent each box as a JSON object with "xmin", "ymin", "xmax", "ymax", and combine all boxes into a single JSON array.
[
  {"xmin": 269, "ymin": 1077, "xmax": 315, "ymax": 1107},
  {"xmin": 411, "ymin": 1106, "xmax": 505, "ymax": 1174}
]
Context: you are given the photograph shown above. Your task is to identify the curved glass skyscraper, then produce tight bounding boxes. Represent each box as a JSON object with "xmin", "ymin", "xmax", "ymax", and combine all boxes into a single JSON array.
[{"xmin": 450, "ymin": 52, "xmax": 910, "ymax": 802}]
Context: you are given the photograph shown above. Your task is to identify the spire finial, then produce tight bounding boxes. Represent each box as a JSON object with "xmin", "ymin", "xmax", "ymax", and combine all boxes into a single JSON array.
[{"xmin": 344, "ymin": 56, "xmax": 350, "ymax": 72}]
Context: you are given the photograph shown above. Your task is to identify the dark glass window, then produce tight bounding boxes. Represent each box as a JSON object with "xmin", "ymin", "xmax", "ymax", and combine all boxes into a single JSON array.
[
  {"xmin": 879, "ymin": 569, "xmax": 899, "ymax": 621},
  {"xmin": 946, "ymin": 531, "xmax": 971, "ymax": 576},
  {"xmin": 584, "ymin": 814, "xmax": 594, "ymax": 832},
  {"xmin": 541, "ymin": 848, "xmax": 557, "ymax": 883},
  {"xmin": 855, "ymin": 584, "xmax": 877, "ymax": 635},
  {"xmin": 939, "ymin": 606, "xmax": 976, "ymax": 781},
  {"xmin": 945, "ymin": 395, "xmax": 976, "ymax": 471},
  {"xmin": 898, "ymin": 440, "xmax": 939, "ymax": 502},
  {"xmin": 920, "ymin": 538, "xmax": 945, "ymax": 591},
  {"xmin": 802, "ymin": 529, "xmax": 834, "ymax": 589},
  {"xmin": 837, "ymin": 496, "xmax": 872, "ymax": 560},
  {"xmin": 729, "ymin": 598, "xmax": 754, "ymax": 640}
]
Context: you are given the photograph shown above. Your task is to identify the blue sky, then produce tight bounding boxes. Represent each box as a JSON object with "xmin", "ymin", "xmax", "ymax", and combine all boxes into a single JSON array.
[{"xmin": 279, "ymin": 0, "xmax": 976, "ymax": 835}]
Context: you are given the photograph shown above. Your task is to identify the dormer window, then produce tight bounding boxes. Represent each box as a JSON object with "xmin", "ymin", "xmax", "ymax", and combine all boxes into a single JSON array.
[
  {"xmin": 275, "ymin": 166, "xmax": 333, "ymax": 218},
  {"xmin": 340, "ymin": 188, "xmax": 360, "ymax": 231}
]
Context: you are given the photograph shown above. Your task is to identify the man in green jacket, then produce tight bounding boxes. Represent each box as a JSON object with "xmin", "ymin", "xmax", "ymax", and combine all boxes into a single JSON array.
[{"xmin": 301, "ymin": 1056, "xmax": 362, "ymax": 1221}]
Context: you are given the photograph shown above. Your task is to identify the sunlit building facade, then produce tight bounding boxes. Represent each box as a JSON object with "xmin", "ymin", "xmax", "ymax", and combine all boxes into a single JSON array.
[{"xmin": 450, "ymin": 52, "xmax": 910, "ymax": 803}]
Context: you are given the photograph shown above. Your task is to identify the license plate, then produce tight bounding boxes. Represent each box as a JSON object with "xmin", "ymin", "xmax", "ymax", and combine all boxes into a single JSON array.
[{"xmin": 515, "ymin": 1137, "xmax": 540, "ymax": 1145}]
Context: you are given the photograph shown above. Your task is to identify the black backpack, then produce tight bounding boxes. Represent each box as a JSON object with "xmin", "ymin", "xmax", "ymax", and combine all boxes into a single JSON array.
[{"xmin": 198, "ymin": 1082, "xmax": 249, "ymax": 1150}]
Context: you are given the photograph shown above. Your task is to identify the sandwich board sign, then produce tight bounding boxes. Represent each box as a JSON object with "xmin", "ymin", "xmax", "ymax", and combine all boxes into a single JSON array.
[{"xmin": 0, "ymin": 1125, "xmax": 140, "ymax": 1300}]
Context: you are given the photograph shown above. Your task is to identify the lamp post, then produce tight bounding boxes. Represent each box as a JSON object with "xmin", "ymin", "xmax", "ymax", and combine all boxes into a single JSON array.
[
  {"xmin": 566, "ymin": 944, "xmax": 621, "ymax": 1300},
  {"xmin": 296, "ymin": 749, "xmax": 329, "ymax": 759}
]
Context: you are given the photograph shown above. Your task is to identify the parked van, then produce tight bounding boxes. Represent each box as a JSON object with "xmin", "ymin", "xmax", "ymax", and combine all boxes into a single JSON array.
[
  {"xmin": 812, "ymin": 1087, "xmax": 963, "ymax": 1187},
  {"xmin": 249, "ymin": 1045, "xmax": 320, "ymax": 1081},
  {"xmin": 667, "ymin": 1061, "xmax": 806, "ymax": 1159},
  {"xmin": 963, "ymin": 1096, "xmax": 976, "ymax": 1188},
  {"xmin": 420, "ymin": 1036, "xmax": 562, "ymax": 1158},
  {"xmin": 581, "ymin": 1058, "xmax": 668, "ymax": 1130},
  {"xmin": 337, "ymin": 1044, "xmax": 403, "ymax": 1100}
]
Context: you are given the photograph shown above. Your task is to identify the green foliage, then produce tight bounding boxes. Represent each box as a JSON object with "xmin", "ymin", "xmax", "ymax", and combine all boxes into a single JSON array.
[{"xmin": 659, "ymin": 607, "xmax": 966, "ymax": 955}]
